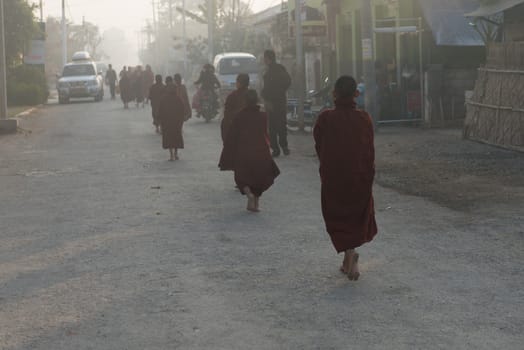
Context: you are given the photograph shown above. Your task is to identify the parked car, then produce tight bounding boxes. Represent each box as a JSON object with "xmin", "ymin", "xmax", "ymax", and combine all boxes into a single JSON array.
[
  {"xmin": 56, "ymin": 51, "xmax": 104, "ymax": 104},
  {"xmin": 213, "ymin": 52, "xmax": 260, "ymax": 100}
]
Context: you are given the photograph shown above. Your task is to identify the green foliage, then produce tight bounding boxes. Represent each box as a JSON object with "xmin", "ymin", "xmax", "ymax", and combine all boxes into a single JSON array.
[
  {"xmin": 7, "ymin": 65, "xmax": 49, "ymax": 106},
  {"xmin": 174, "ymin": 0, "xmax": 253, "ymax": 54},
  {"xmin": 4, "ymin": 0, "xmax": 43, "ymax": 67}
]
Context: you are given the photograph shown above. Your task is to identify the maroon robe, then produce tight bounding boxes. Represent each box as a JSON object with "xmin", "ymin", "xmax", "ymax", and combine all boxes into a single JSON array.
[
  {"xmin": 143, "ymin": 69, "xmax": 155, "ymax": 98},
  {"xmin": 221, "ymin": 88, "xmax": 248, "ymax": 143},
  {"xmin": 219, "ymin": 106, "xmax": 280, "ymax": 197},
  {"xmin": 149, "ymin": 82, "xmax": 165, "ymax": 127},
  {"xmin": 119, "ymin": 74, "xmax": 132, "ymax": 103},
  {"xmin": 159, "ymin": 85, "xmax": 185, "ymax": 149},
  {"xmin": 176, "ymin": 84, "xmax": 192, "ymax": 121},
  {"xmin": 313, "ymin": 98, "xmax": 377, "ymax": 252}
]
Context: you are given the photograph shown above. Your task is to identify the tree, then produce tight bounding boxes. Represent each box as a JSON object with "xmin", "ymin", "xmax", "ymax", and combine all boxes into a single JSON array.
[
  {"xmin": 69, "ymin": 21, "xmax": 104, "ymax": 60},
  {"xmin": 45, "ymin": 17, "xmax": 105, "ymax": 76},
  {"xmin": 175, "ymin": 0, "xmax": 254, "ymax": 53},
  {"xmin": 4, "ymin": 0, "xmax": 42, "ymax": 67}
]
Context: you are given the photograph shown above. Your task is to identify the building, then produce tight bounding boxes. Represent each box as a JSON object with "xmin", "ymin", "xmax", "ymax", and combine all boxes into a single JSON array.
[
  {"xmin": 324, "ymin": 0, "xmax": 484, "ymax": 124},
  {"xmin": 464, "ymin": 0, "xmax": 524, "ymax": 150}
]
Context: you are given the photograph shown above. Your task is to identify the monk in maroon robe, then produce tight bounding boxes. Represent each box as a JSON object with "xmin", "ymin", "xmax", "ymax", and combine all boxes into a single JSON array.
[
  {"xmin": 313, "ymin": 76, "xmax": 378, "ymax": 281},
  {"xmin": 221, "ymin": 74, "xmax": 249, "ymax": 143},
  {"xmin": 149, "ymin": 74, "xmax": 165, "ymax": 134},
  {"xmin": 159, "ymin": 77, "xmax": 186, "ymax": 161},
  {"xmin": 219, "ymin": 90, "xmax": 280, "ymax": 212},
  {"xmin": 174, "ymin": 74, "xmax": 192, "ymax": 121}
]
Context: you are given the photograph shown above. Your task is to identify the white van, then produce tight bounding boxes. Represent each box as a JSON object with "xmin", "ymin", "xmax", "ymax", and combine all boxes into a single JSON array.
[{"xmin": 213, "ymin": 53, "xmax": 260, "ymax": 99}]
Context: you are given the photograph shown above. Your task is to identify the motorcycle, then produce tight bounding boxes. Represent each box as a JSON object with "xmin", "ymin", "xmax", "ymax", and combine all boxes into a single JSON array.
[
  {"xmin": 193, "ymin": 88, "xmax": 219, "ymax": 123},
  {"xmin": 287, "ymin": 77, "xmax": 332, "ymax": 128}
]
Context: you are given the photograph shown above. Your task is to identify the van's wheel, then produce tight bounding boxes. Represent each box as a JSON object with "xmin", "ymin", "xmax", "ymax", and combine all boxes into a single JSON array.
[{"xmin": 58, "ymin": 97, "xmax": 69, "ymax": 104}]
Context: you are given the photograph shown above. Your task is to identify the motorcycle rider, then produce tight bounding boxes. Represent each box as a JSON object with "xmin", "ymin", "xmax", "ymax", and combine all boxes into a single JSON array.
[{"xmin": 194, "ymin": 64, "xmax": 221, "ymax": 117}]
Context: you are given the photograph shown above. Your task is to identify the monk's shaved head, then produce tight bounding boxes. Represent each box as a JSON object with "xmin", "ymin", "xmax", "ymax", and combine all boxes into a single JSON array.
[
  {"xmin": 334, "ymin": 76, "xmax": 357, "ymax": 99},
  {"xmin": 237, "ymin": 73, "xmax": 250, "ymax": 88}
]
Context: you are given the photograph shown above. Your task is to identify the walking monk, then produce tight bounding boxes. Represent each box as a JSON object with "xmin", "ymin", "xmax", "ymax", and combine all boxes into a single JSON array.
[
  {"xmin": 219, "ymin": 90, "xmax": 280, "ymax": 212},
  {"xmin": 174, "ymin": 74, "xmax": 192, "ymax": 121},
  {"xmin": 313, "ymin": 76, "xmax": 378, "ymax": 281},
  {"xmin": 149, "ymin": 74, "xmax": 165, "ymax": 134},
  {"xmin": 159, "ymin": 76, "xmax": 186, "ymax": 161},
  {"xmin": 221, "ymin": 73, "xmax": 249, "ymax": 143}
]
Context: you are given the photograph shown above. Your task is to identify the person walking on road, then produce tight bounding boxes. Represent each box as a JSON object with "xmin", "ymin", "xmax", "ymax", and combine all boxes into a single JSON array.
[
  {"xmin": 219, "ymin": 90, "xmax": 280, "ymax": 212},
  {"xmin": 174, "ymin": 74, "xmax": 192, "ymax": 122},
  {"xmin": 105, "ymin": 64, "xmax": 118, "ymax": 100},
  {"xmin": 143, "ymin": 64, "xmax": 155, "ymax": 105},
  {"xmin": 119, "ymin": 68, "xmax": 132, "ymax": 109},
  {"xmin": 134, "ymin": 66, "xmax": 146, "ymax": 108},
  {"xmin": 148, "ymin": 74, "xmax": 165, "ymax": 134},
  {"xmin": 261, "ymin": 49, "xmax": 292, "ymax": 158},
  {"xmin": 159, "ymin": 77, "xmax": 186, "ymax": 161},
  {"xmin": 313, "ymin": 76, "xmax": 378, "ymax": 281},
  {"xmin": 221, "ymin": 73, "xmax": 249, "ymax": 143}
]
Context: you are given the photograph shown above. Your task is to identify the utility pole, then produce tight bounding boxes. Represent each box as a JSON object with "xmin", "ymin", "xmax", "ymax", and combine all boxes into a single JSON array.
[
  {"xmin": 207, "ymin": 0, "xmax": 214, "ymax": 63},
  {"xmin": 0, "ymin": 0, "xmax": 7, "ymax": 121},
  {"xmin": 152, "ymin": 0, "xmax": 159, "ymax": 71},
  {"xmin": 360, "ymin": 0, "xmax": 378, "ymax": 127},
  {"xmin": 0, "ymin": 0, "xmax": 17, "ymax": 132},
  {"xmin": 295, "ymin": 0, "xmax": 305, "ymax": 131},
  {"xmin": 182, "ymin": 0, "xmax": 187, "ymax": 78},
  {"xmin": 61, "ymin": 0, "xmax": 67, "ymax": 67},
  {"xmin": 39, "ymin": 0, "xmax": 43, "ymax": 23},
  {"xmin": 169, "ymin": 0, "xmax": 173, "ymax": 31}
]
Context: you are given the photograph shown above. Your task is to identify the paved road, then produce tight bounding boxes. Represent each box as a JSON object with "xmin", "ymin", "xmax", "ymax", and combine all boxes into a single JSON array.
[{"xmin": 1, "ymin": 99, "xmax": 522, "ymax": 349}]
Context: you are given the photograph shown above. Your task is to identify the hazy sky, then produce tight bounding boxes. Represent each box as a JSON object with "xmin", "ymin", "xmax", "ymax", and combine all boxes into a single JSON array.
[{"xmin": 36, "ymin": 0, "xmax": 283, "ymax": 34}]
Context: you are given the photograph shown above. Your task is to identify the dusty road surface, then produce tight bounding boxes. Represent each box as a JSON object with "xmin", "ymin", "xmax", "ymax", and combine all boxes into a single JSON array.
[{"xmin": 1, "ymin": 99, "xmax": 523, "ymax": 349}]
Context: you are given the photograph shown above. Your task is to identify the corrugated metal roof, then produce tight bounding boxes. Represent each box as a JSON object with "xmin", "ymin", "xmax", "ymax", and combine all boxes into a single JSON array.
[
  {"xmin": 465, "ymin": 0, "xmax": 524, "ymax": 17},
  {"xmin": 418, "ymin": 0, "xmax": 484, "ymax": 46}
]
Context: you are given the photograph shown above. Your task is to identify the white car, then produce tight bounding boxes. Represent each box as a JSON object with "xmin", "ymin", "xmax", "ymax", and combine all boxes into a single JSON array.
[
  {"xmin": 57, "ymin": 52, "xmax": 104, "ymax": 104},
  {"xmin": 213, "ymin": 53, "xmax": 260, "ymax": 100}
]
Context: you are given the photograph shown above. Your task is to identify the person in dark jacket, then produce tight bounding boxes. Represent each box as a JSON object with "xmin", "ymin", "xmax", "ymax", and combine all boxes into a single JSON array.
[
  {"xmin": 261, "ymin": 50, "xmax": 292, "ymax": 157},
  {"xmin": 219, "ymin": 90, "xmax": 280, "ymax": 212},
  {"xmin": 105, "ymin": 64, "xmax": 118, "ymax": 100}
]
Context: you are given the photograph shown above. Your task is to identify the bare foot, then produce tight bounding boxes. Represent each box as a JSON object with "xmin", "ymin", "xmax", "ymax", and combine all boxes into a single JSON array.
[
  {"xmin": 244, "ymin": 187, "xmax": 257, "ymax": 212},
  {"xmin": 340, "ymin": 254, "xmax": 349, "ymax": 274},
  {"xmin": 342, "ymin": 250, "xmax": 360, "ymax": 280},
  {"xmin": 348, "ymin": 252, "xmax": 360, "ymax": 281}
]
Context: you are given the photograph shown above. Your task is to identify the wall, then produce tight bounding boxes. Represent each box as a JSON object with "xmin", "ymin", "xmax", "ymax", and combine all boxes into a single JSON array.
[
  {"xmin": 424, "ymin": 66, "xmax": 478, "ymax": 126},
  {"xmin": 464, "ymin": 42, "xmax": 524, "ymax": 150}
]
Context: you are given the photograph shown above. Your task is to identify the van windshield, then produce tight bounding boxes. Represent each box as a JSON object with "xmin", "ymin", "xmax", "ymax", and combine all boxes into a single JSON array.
[
  {"xmin": 62, "ymin": 64, "xmax": 96, "ymax": 77},
  {"xmin": 219, "ymin": 57, "xmax": 258, "ymax": 75}
]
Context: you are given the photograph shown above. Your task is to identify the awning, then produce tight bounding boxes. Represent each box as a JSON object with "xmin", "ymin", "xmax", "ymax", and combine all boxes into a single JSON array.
[
  {"xmin": 465, "ymin": 0, "xmax": 524, "ymax": 17},
  {"xmin": 418, "ymin": 0, "xmax": 484, "ymax": 46}
]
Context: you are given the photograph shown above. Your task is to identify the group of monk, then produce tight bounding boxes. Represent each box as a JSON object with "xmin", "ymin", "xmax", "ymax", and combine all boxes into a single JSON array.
[
  {"xmin": 139, "ymin": 50, "xmax": 377, "ymax": 281},
  {"xmin": 217, "ymin": 58, "xmax": 377, "ymax": 280},
  {"xmin": 119, "ymin": 65, "xmax": 155, "ymax": 109},
  {"xmin": 148, "ymin": 73, "xmax": 192, "ymax": 161}
]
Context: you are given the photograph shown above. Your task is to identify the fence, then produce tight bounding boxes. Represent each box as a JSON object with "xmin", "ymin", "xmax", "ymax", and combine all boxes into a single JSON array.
[{"xmin": 464, "ymin": 42, "xmax": 524, "ymax": 151}]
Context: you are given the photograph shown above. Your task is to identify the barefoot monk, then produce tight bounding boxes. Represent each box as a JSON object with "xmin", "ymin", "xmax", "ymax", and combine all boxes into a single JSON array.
[
  {"xmin": 219, "ymin": 90, "xmax": 280, "ymax": 212},
  {"xmin": 313, "ymin": 76, "xmax": 378, "ymax": 281}
]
